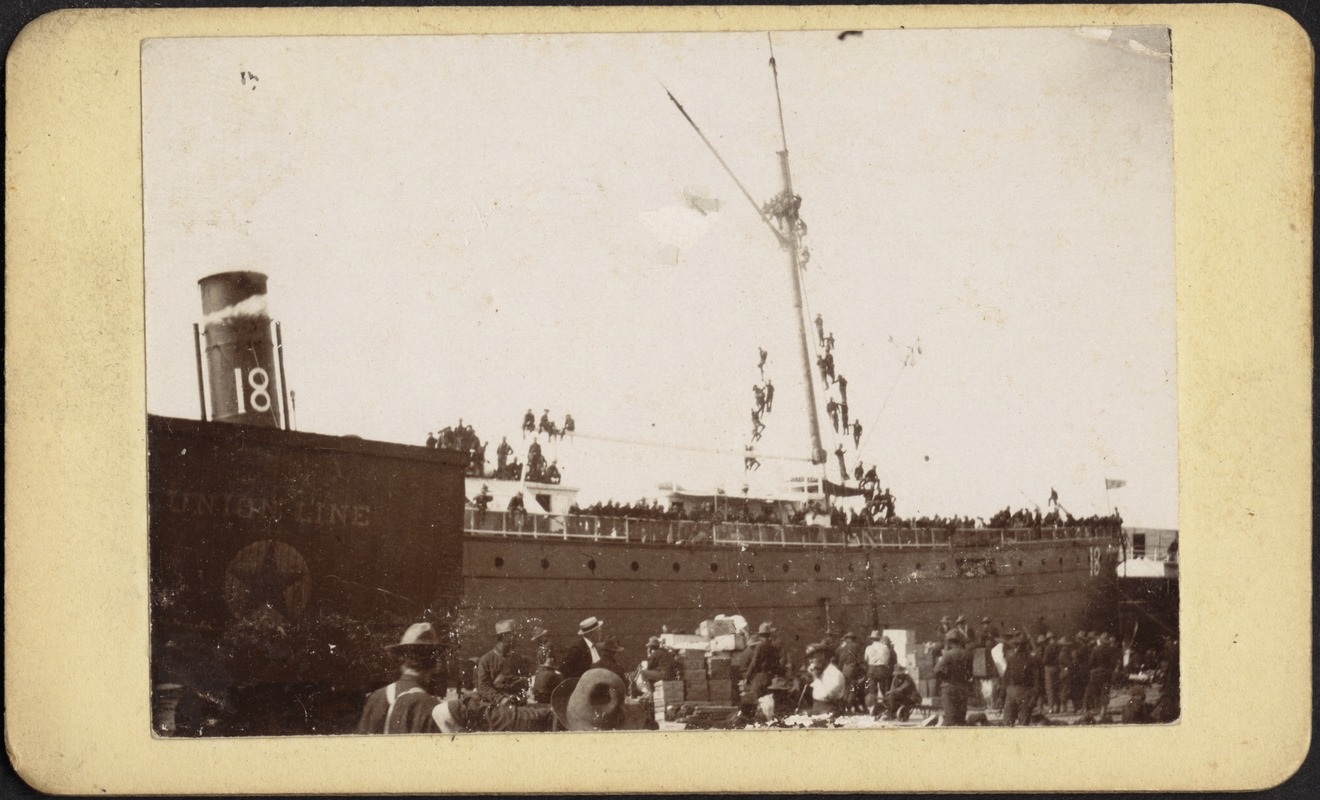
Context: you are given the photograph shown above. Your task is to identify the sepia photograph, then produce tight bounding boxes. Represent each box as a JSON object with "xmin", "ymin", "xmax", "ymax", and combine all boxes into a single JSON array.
[{"xmin": 142, "ymin": 27, "xmax": 1180, "ymax": 738}]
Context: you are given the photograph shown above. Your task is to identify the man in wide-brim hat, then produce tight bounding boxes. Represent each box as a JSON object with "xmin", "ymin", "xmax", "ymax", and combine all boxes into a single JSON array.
[
  {"xmin": 804, "ymin": 641, "xmax": 846, "ymax": 715},
  {"xmin": 742, "ymin": 621, "xmax": 784, "ymax": 711},
  {"xmin": 755, "ymin": 676, "xmax": 797, "ymax": 723},
  {"xmin": 594, "ymin": 637, "xmax": 627, "ymax": 681},
  {"xmin": 529, "ymin": 626, "xmax": 554, "ymax": 666},
  {"xmin": 550, "ymin": 668, "xmax": 648, "ymax": 731},
  {"xmin": 559, "ymin": 616, "xmax": 605, "ymax": 680},
  {"xmin": 879, "ymin": 664, "xmax": 923, "ymax": 721},
  {"xmin": 934, "ymin": 628, "xmax": 974, "ymax": 726},
  {"xmin": 356, "ymin": 622, "xmax": 448, "ymax": 734},
  {"xmin": 476, "ymin": 619, "xmax": 526, "ymax": 707},
  {"xmin": 836, "ymin": 631, "xmax": 865, "ymax": 712}
]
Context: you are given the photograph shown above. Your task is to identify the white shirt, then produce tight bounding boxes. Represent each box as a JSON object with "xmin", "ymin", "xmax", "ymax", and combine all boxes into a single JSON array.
[
  {"xmin": 810, "ymin": 663, "xmax": 846, "ymax": 701},
  {"xmin": 584, "ymin": 636, "xmax": 601, "ymax": 664},
  {"xmin": 864, "ymin": 641, "xmax": 894, "ymax": 667}
]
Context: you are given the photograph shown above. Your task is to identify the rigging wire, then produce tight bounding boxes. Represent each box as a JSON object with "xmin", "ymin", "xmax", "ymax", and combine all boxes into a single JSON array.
[
  {"xmin": 856, "ymin": 358, "xmax": 910, "ymax": 457},
  {"xmin": 572, "ymin": 430, "xmax": 813, "ymax": 463}
]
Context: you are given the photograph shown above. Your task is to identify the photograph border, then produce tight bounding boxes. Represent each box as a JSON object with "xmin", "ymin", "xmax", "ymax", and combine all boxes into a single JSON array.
[{"xmin": 4, "ymin": 4, "xmax": 1312, "ymax": 793}]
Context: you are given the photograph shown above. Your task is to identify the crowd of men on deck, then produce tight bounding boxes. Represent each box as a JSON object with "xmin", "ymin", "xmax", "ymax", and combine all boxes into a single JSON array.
[
  {"xmin": 425, "ymin": 420, "xmax": 488, "ymax": 477},
  {"xmin": 552, "ymin": 497, "xmax": 1123, "ymax": 535},
  {"xmin": 427, "ymin": 411, "xmax": 574, "ymax": 484},
  {"xmin": 355, "ymin": 609, "xmax": 1179, "ymax": 734}
]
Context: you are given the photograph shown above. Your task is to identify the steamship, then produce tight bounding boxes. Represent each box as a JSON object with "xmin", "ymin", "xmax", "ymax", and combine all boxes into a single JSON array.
[{"xmin": 150, "ymin": 270, "xmax": 1124, "ymax": 737}]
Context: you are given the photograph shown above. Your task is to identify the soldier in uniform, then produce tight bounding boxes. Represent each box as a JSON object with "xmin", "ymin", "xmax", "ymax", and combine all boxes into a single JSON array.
[
  {"xmin": 835, "ymin": 632, "xmax": 865, "ymax": 712},
  {"xmin": 496, "ymin": 436, "xmax": 513, "ymax": 474},
  {"xmin": 934, "ymin": 629, "xmax": 974, "ymax": 726},
  {"xmin": 355, "ymin": 622, "xmax": 448, "ymax": 734},
  {"xmin": 742, "ymin": 622, "xmax": 784, "ymax": 703},
  {"xmin": 475, "ymin": 619, "xmax": 527, "ymax": 707},
  {"xmin": 1001, "ymin": 633, "xmax": 1041, "ymax": 726},
  {"xmin": 879, "ymin": 664, "xmax": 923, "ymax": 721}
]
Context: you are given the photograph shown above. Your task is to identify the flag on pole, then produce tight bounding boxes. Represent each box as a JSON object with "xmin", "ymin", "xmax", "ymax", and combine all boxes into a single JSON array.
[
  {"xmin": 1105, "ymin": 478, "xmax": 1127, "ymax": 490},
  {"xmin": 1048, "ymin": 488, "xmax": 1058, "ymax": 506}
]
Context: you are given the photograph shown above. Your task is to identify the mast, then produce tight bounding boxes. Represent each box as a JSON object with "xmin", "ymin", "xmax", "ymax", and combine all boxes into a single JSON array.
[
  {"xmin": 662, "ymin": 37, "xmax": 828, "ymax": 466},
  {"xmin": 768, "ymin": 35, "xmax": 828, "ymax": 466}
]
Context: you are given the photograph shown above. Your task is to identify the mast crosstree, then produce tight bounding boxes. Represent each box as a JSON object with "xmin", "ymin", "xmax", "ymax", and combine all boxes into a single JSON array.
[{"xmin": 663, "ymin": 35, "xmax": 829, "ymax": 466}]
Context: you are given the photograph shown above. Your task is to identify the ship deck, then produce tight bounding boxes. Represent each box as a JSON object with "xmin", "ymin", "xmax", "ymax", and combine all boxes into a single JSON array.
[{"xmin": 464, "ymin": 509, "xmax": 1114, "ymax": 550}]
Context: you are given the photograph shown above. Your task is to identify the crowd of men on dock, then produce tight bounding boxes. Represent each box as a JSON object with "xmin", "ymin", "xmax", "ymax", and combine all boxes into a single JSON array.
[{"xmin": 355, "ymin": 610, "xmax": 1178, "ymax": 734}]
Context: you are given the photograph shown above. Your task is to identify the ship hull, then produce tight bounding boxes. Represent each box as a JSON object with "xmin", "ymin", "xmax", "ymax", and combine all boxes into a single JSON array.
[{"xmin": 458, "ymin": 524, "xmax": 1120, "ymax": 661}]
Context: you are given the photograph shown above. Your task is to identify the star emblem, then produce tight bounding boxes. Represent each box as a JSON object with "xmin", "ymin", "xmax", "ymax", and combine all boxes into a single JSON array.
[{"xmin": 225, "ymin": 540, "xmax": 309, "ymax": 623}]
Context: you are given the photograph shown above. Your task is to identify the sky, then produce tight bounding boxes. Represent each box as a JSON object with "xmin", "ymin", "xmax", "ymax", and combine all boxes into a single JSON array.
[{"xmin": 142, "ymin": 28, "xmax": 1177, "ymax": 528}]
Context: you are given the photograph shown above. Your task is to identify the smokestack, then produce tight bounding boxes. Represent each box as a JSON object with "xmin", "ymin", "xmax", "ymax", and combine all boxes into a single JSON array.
[{"xmin": 198, "ymin": 271, "xmax": 283, "ymax": 428}]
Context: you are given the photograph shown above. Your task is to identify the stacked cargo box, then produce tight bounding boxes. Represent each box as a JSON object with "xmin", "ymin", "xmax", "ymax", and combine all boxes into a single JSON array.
[
  {"xmin": 680, "ymin": 651, "xmax": 709, "ymax": 701},
  {"xmin": 653, "ymin": 680, "xmax": 685, "ymax": 721},
  {"xmin": 707, "ymin": 655, "xmax": 735, "ymax": 704}
]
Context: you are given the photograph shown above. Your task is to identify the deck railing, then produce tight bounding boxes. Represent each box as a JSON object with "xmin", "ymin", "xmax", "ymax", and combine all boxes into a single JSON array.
[{"xmin": 463, "ymin": 509, "xmax": 1112, "ymax": 548}]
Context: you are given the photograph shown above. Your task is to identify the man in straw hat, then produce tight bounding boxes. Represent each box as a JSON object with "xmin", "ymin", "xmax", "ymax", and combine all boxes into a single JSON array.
[
  {"xmin": 551, "ymin": 667, "xmax": 649, "ymax": 731},
  {"xmin": 355, "ymin": 622, "xmax": 448, "ymax": 734},
  {"xmin": 476, "ymin": 619, "xmax": 527, "ymax": 707},
  {"xmin": 559, "ymin": 615, "xmax": 605, "ymax": 679},
  {"xmin": 933, "ymin": 628, "xmax": 974, "ymax": 726}
]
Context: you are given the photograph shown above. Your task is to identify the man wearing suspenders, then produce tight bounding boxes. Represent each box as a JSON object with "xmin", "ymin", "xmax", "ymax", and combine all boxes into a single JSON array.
[{"xmin": 356, "ymin": 622, "xmax": 449, "ymax": 734}]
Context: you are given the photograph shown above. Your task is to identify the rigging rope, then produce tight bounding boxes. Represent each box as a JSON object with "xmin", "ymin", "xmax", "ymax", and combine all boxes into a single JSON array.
[{"xmin": 571, "ymin": 430, "xmax": 813, "ymax": 463}]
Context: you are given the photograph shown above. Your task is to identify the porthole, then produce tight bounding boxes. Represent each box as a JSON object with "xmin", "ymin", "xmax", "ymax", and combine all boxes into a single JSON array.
[
  {"xmin": 915, "ymin": 562, "xmax": 922, "ymax": 570},
  {"xmin": 882, "ymin": 563, "xmax": 888, "ymax": 571},
  {"xmin": 1059, "ymin": 557, "xmax": 1064, "ymax": 566},
  {"xmin": 747, "ymin": 564, "xmax": 756, "ymax": 573},
  {"xmin": 587, "ymin": 558, "xmax": 597, "ymax": 572},
  {"xmin": 939, "ymin": 562, "xmax": 946, "ymax": 571},
  {"xmin": 847, "ymin": 563, "xmax": 855, "ymax": 572},
  {"xmin": 710, "ymin": 563, "xmax": 719, "ymax": 573},
  {"xmin": 813, "ymin": 564, "xmax": 821, "ymax": 573},
  {"xmin": 630, "ymin": 561, "xmax": 640, "ymax": 572},
  {"xmin": 1040, "ymin": 558, "xmax": 1046, "ymax": 566},
  {"xmin": 1075, "ymin": 556, "xmax": 1081, "ymax": 565},
  {"xmin": 672, "ymin": 562, "xmax": 681, "ymax": 572},
  {"xmin": 782, "ymin": 563, "xmax": 790, "ymax": 573},
  {"xmin": 494, "ymin": 557, "xmax": 504, "ymax": 568},
  {"xmin": 1018, "ymin": 559, "xmax": 1024, "ymax": 568},
  {"xmin": 540, "ymin": 558, "xmax": 550, "ymax": 570}
]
